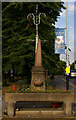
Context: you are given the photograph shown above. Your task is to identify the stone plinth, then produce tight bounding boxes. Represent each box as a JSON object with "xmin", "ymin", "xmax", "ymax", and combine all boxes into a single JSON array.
[{"xmin": 31, "ymin": 66, "xmax": 45, "ymax": 91}]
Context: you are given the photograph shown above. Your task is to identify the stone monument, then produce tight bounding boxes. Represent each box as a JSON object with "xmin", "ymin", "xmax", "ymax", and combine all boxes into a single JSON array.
[{"xmin": 31, "ymin": 39, "xmax": 46, "ymax": 91}]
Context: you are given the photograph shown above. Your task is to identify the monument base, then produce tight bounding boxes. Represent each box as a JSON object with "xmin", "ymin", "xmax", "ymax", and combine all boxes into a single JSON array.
[
  {"xmin": 5, "ymin": 93, "xmax": 74, "ymax": 117},
  {"xmin": 31, "ymin": 66, "xmax": 46, "ymax": 91}
]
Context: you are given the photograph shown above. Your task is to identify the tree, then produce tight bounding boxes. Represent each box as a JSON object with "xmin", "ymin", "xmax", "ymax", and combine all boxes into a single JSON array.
[
  {"xmin": 71, "ymin": 61, "xmax": 76, "ymax": 70},
  {"xmin": 56, "ymin": 60, "xmax": 66, "ymax": 75},
  {"xmin": 2, "ymin": 2, "xmax": 65, "ymax": 79}
]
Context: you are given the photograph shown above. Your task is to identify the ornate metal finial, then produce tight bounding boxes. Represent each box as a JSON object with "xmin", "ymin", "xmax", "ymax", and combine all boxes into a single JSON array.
[{"xmin": 27, "ymin": 5, "xmax": 46, "ymax": 53}]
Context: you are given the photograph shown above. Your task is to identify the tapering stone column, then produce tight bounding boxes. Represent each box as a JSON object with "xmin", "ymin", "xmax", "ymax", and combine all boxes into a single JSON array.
[{"xmin": 31, "ymin": 39, "xmax": 46, "ymax": 91}]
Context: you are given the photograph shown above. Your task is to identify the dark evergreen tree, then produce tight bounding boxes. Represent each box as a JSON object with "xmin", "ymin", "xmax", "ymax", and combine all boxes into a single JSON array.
[{"xmin": 2, "ymin": 2, "xmax": 65, "ymax": 79}]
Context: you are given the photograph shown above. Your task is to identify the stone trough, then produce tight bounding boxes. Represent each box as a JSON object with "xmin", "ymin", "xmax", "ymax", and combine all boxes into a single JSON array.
[{"xmin": 5, "ymin": 92, "xmax": 74, "ymax": 117}]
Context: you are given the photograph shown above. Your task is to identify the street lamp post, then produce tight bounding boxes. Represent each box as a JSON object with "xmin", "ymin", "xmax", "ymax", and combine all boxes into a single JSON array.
[
  {"xmin": 66, "ymin": 1, "xmax": 69, "ymax": 90},
  {"xmin": 66, "ymin": 2, "xmax": 69, "ymax": 67},
  {"xmin": 27, "ymin": 5, "xmax": 46, "ymax": 53}
]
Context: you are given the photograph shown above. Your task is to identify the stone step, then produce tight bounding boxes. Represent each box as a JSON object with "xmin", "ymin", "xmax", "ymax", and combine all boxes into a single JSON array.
[
  {"xmin": 16, "ymin": 108, "xmax": 64, "ymax": 117},
  {"xmin": 17, "ymin": 108, "xmax": 63, "ymax": 111}
]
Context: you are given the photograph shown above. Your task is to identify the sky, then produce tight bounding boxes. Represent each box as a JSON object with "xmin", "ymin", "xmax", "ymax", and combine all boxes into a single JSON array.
[{"xmin": 55, "ymin": 1, "xmax": 74, "ymax": 64}]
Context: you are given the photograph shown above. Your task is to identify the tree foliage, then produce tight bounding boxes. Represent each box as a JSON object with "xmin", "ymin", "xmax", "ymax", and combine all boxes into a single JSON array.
[
  {"xmin": 56, "ymin": 60, "xmax": 66, "ymax": 75},
  {"xmin": 2, "ymin": 2, "xmax": 65, "ymax": 78},
  {"xmin": 71, "ymin": 61, "xmax": 76, "ymax": 70}
]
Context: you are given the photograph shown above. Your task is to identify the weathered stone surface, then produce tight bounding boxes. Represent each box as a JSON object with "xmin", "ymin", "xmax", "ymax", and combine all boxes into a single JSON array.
[
  {"xmin": 5, "ymin": 93, "xmax": 74, "ymax": 103},
  {"xmin": 16, "ymin": 109, "xmax": 64, "ymax": 117},
  {"xmin": 7, "ymin": 101, "xmax": 15, "ymax": 117},
  {"xmin": 31, "ymin": 66, "xmax": 46, "ymax": 91},
  {"xmin": 31, "ymin": 66, "xmax": 45, "ymax": 72},
  {"xmin": 64, "ymin": 101, "xmax": 72, "ymax": 115},
  {"xmin": 5, "ymin": 93, "xmax": 74, "ymax": 117}
]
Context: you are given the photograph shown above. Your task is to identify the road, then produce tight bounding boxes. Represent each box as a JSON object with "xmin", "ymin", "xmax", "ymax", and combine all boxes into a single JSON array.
[
  {"xmin": 50, "ymin": 75, "xmax": 75, "ymax": 89},
  {"xmin": 50, "ymin": 75, "xmax": 76, "ymax": 98}
]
